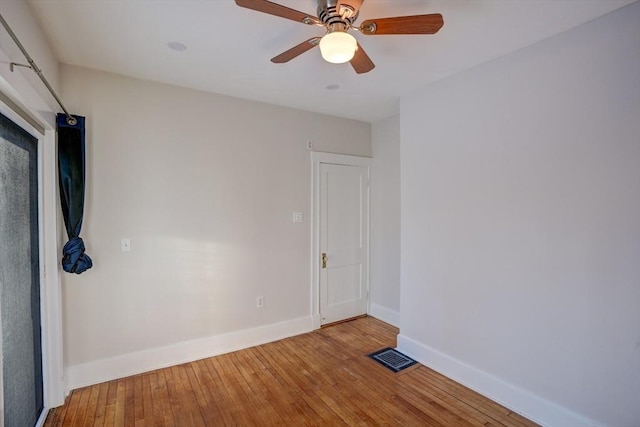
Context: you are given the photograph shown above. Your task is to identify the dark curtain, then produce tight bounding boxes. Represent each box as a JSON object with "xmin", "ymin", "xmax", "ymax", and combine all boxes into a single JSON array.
[{"xmin": 57, "ymin": 113, "xmax": 92, "ymax": 274}]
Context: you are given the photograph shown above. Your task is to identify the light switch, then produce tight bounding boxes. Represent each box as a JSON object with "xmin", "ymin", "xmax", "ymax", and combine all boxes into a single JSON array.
[
  {"xmin": 292, "ymin": 212, "xmax": 304, "ymax": 223},
  {"xmin": 121, "ymin": 238, "xmax": 131, "ymax": 252}
]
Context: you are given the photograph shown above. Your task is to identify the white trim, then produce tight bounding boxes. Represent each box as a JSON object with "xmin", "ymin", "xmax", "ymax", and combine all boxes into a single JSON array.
[
  {"xmin": 311, "ymin": 314, "xmax": 321, "ymax": 330},
  {"xmin": 311, "ymin": 151, "xmax": 372, "ymax": 166},
  {"xmin": 65, "ymin": 315, "xmax": 314, "ymax": 393},
  {"xmin": 397, "ymin": 334, "xmax": 600, "ymax": 427},
  {"xmin": 310, "ymin": 151, "xmax": 372, "ymax": 326},
  {"xmin": 34, "ymin": 407, "xmax": 48, "ymax": 427},
  {"xmin": 368, "ymin": 303, "xmax": 400, "ymax": 328},
  {"xmin": 39, "ymin": 129, "xmax": 64, "ymax": 407}
]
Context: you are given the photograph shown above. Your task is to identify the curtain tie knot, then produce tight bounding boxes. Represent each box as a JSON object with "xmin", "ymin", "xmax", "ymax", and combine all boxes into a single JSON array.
[{"xmin": 62, "ymin": 237, "xmax": 93, "ymax": 274}]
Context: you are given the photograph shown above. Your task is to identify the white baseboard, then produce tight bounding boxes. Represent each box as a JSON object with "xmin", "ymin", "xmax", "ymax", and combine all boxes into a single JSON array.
[
  {"xmin": 397, "ymin": 334, "xmax": 598, "ymax": 427},
  {"xmin": 65, "ymin": 316, "xmax": 314, "ymax": 394},
  {"xmin": 368, "ymin": 303, "xmax": 400, "ymax": 327}
]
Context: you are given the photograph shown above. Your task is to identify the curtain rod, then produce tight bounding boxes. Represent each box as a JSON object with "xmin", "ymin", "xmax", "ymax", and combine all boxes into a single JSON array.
[{"xmin": 0, "ymin": 13, "xmax": 77, "ymax": 125}]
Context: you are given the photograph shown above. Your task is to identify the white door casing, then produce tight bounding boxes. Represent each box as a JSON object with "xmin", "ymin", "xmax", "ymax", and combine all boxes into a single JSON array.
[
  {"xmin": 311, "ymin": 152, "xmax": 370, "ymax": 326},
  {"xmin": 0, "ymin": 91, "xmax": 65, "ymax": 418}
]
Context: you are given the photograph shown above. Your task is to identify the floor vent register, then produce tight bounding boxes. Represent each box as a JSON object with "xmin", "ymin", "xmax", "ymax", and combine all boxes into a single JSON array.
[{"xmin": 368, "ymin": 347, "xmax": 418, "ymax": 373}]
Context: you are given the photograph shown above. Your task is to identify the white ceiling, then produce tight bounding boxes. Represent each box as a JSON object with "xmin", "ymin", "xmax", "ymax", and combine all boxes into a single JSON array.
[{"xmin": 27, "ymin": 0, "xmax": 636, "ymax": 123}]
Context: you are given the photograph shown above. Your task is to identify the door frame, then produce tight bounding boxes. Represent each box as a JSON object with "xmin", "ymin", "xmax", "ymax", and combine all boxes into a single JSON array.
[
  {"xmin": 310, "ymin": 152, "xmax": 371, "ymax": 329},
  {"xmin": 0, "ymin": 90, "xmax": 65, "ymax": 421}
]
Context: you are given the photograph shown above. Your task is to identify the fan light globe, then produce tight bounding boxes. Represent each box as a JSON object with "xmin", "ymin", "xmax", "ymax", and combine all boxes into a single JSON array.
[{"xmin": 319, "ymin": 31, "xmax": 357, "ymax": 64}]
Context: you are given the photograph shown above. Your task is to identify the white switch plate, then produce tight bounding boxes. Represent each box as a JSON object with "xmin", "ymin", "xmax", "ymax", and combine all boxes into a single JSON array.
[
  {"xmin": 121, "ymin": 238, "xmax": 131, "ymax": 252},
  {"xmin": 292, "ymin": 212, "xmax": 304, "ymax": 223}
]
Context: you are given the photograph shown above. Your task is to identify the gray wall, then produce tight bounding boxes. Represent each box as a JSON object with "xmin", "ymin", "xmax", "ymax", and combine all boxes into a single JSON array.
[
  {"xmin": 399, "ymin": 4, "xmax": 640, "ymax": 426},
  {"xmin": 370, "ymin": 115, "xmax": 401, "ymax": 325},
  {"xmin": 60, "ymin": 65, "xmax": 371, "ymax": 387}
]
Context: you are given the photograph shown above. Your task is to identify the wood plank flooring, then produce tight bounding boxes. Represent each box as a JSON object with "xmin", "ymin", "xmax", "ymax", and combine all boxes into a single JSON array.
[{"xmin": 45, "ymin": 317, "xmax": 538, "ymax": 426}]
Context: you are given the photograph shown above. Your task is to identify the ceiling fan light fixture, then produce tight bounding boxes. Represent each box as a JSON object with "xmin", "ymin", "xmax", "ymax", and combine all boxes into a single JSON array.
[{"xmin": 319, "ymin": 31, "xmax": 357, "ymax": 64}]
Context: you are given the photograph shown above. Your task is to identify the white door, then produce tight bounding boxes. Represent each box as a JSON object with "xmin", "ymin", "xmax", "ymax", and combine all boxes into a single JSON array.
[{"xmin": 319, "ymin": 161, "xmax": 369, "ymax": 325}]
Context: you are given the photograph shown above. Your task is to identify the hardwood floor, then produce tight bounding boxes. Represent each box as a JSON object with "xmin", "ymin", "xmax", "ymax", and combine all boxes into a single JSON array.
[{"xmin": 45, "ymin": 317, "xmax": 538, "ymax": 426}]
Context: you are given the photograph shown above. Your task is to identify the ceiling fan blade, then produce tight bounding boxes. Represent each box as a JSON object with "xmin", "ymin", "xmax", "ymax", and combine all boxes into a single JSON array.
[
  {"xmin": 360, "ymin": 14, "xmax": 444, "ymax": 35},
  {"xmin": 350, "ymin": 43, "xmax": 375, "ymax": 74},
  {"xmin": 337, "ymin": 0, "xmax": 364, "ymax": 17},
  {"xmin": 235, "ymin": 0, "xmax": 314, "ymax": 24},
  {"xmin": 271, "ymin": 38, "xmax": 321, "ymax": 63}
]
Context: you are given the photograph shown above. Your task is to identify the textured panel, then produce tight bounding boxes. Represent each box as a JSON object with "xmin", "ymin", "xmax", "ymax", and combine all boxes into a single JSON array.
[{"xmin": 0, "ymin": 113, "xmax": 42, "ymax": 427}]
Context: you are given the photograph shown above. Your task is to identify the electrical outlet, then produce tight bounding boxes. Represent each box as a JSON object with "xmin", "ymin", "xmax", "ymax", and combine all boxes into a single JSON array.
[
  {"xmin": 256, "ymin": 296, "xmax": 264, "ymax": 308},
  {"xmin": 307, "ymin": 140, "xmax": 313, "ymax": 150},
  {"xmin": 121, "ymin": 238, "xmax": 131, "ymax": 252}
]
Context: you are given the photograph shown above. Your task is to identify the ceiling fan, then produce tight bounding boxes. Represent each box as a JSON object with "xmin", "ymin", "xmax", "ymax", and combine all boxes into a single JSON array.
[{"xmin": 234, "ymin": 0, "xmax": 444, "ymax": 74}]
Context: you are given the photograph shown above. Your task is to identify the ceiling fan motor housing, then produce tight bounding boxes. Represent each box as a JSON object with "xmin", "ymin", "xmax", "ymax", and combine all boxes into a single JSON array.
[{"xmin": 317, "ymin": 0, "xmax": 358, "ymax": 29}]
